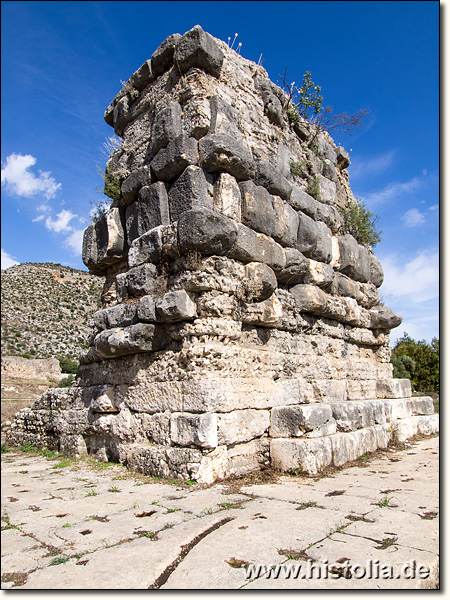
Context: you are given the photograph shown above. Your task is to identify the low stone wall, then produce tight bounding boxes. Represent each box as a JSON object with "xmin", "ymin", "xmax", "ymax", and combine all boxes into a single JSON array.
[{"xmin": 1, "ymin": 357, "xmax": 61, "ymax": 382}]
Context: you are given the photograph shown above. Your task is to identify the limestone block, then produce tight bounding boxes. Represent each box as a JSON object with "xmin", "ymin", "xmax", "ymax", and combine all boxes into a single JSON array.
[
  {"xmin": 254, "ymin": 160, "xmax": 293, "ymax": 201},
  {"xmin": 410, "ymin": 396, "xmax": 435, "ymax": 415},
  {"xmin": 126, "ymin": 182, "xmax": 170, "ymax": 245},
  {"xmin": 376, "ymin": 378, "xmax": 412, "ymax": 399},
  {"xmin": 121, "ymin": 165, "xmax": 153, "ymax": 206},
  {"xmin": 276, "ymin": 143, "xmax": 291, "ymax": 178},
  {"xmin": 228, "ymin": 224, "xmax": 286, "ymax": 272},
  {"xmin": 217, "ymin": 409, "xmax": 270, "ymax": 445},
  {"xmin": 270, "ymin": 437, "xmax": 333, "ymax": 475},
  {"xmin": 241, "ymin": 296, "xmax": 283, "ymax": 327},
  {"xmin": 297, "ymin": 211, "xmax": 332, "ymax": 263},
  {"xmin": 369, "ymin": 305, "xmax": 402, "ymax": 330},
  {"xmin": 82, "ymin": 208, "xmax": 125, "ymax": 274},
  {"xmin": 254, "ymin": 77, "xmax": 285, "ymax": 127},
  {"xmin": 114, "ymin": 95, "xmax": 132, "ymax": 136},
  {"xmin": 213, "ymin": 172, "xmax": 241, "ymax": 221},
  {"xmin": 151, "ymin": 134, "xmax": 198, "ymax": 181},
  {"xmin": 330, "ymin": 400, "xmax": 386, "ymax": 432},
  {"xmin": 129, "ymin": 59, "xmax": 154, "ymax": 91},
  {"xmin": 311, "ymin": 380, "xmax": 348, "ymax": 403},
  {"xmin": 330, "ymin": 273, "xmax": 362, "ymax": 302},
  {"xmin": 391, "ymin": 415, "xmax": 439, "ymax": 444},
  {"xmin": 150, "ymin": 101, "xmax": 182, "ymax": 155},
  {"xmin": 272, "ymin": 196, "xmax": 299, "ymax": 247},
  {"xmin": 290, "ymin": 284, "xmax": 327, "ymax": 315},
  {"xmin": 358, "ymin": 282, "xmax": 380, "ymax": 308},
  {"xmin": 126, "ymin": 263, "xmax": 160, "ymax": 297},
  {"xmin": 104, "ymin": 87, "xmax": 127, "ymax": 126},
  {"xmin": 316, "ymin": 132, "xmax": 337, "ymax": 164},
  {"xmin": 137, "ymin": 295, "xmax": 157, "ymax": 323},
  {"xmin": 174, "ymin": 25, "xmax": 224, "ymax": 78},
  {"xmin": 151, "ymin": 33, "xmax": 181, "ymax": 76},
  {"xmin": 240, "ymin": 180, "xmax": 276, "ymax": 238},
  {"xmin": 138, "ymin": 411, "xmax": 171, "ymax": 445},
  {"xmin": 196, "ymin": 445, "xmax": 228, "ymax": 484},
  {"xmin": 209, "ymin": 95, "xmax": 241, "ymax": 138},
  {"xmin": 168, "ymin": 165, "xmax": 212, "ymax": 222},
  {"xmin": 277, "ymin": 248, "xmax": 308, "ymax": 285},
  {"xmin": 181, "ymin": 97, "xmax": 211, "ymax": 139},
  {"xmin": 129, "ymin": 223, "xmax": 179, "ymax": 267},
  {"xmin": 336, "ymin": 146, "xmax": 350, "ymax": 169},
  {"xmin": 289, "ymin": 186, "xmax": 317, "ymax": 215},
  {"xmin": 322, "ymin": 158, "xmax": 337, "ymax": 182},
  {"xmin": 227, "ymin": 439, "xmax": 269, "ymax": 477},
  {"xmin": 369, "ymin": 253, "xmax": 384, "ymax": 287},
  {"xmin": 383, "ymin": 399, "xmax": 412, "ymax": 421},
  {"xmin": 178, "ymin": 207, "xmax": 238, "ymax": 256},
  {"xmin": 243, "ymin": 262, "xmax": 278, "ymax": 301},
  {"xmin": 156, "ymin": 290, "xmax": 196, "ymax": 322},
  {"xmin": 93, "ymin": 308, "xmax": 110, "ymax": 331},
  {"xmin": 338, "ymin": 234, "xmax": 371, "ymax": 283},
  {"xmin": 93, "ymin": 323, "xmax": 169, "ymax": 358},
  {"xmin": 199, "ymin": 133, "xmax": 255, "ymax": 181},
  {"xmin": 89, "ymin": 386, "xmax": 118, "ymax": 414},
  {"xmin": 270, "ymin": 404, "xmax": 335, "ymax": 438},
  {"xmin": 106, "ymin": 303, "xmax": 138, "ymax": 328},
  {"xmin": 316, "ymin": 174, "xmax": 336, "ymax": 204},
  {"xmin": 346, "ymin": 380, "xmax": 377, "ymax": 401},
  {"xmin": 170, "ymin": 412, "xmax": 218, "ymax": 448},
  {"xmin": 303, "ymin": 259, "xmax": 334, "ymax": 289},
  {"xmin": 330, "ymin": 432, "xmax": 360, "ymax": 466}
]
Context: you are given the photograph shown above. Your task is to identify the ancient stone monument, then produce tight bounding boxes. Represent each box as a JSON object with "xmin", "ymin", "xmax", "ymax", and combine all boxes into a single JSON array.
[{"xmin": 7, "ymin": 26, "xmax": 438, "ymax": 483}]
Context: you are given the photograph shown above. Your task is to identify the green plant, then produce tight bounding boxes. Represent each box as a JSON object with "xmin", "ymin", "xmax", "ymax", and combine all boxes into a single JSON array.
[
  {"xmin": 85, "ymin": 487, "xmax": 98, "ymax": 497},
  {"xmin": 1, "ymin": 443, "xmax": 10, "ymax": 454},
  {"xmin": 391, "ymin": 333, "xmax": 439, "ymax": 394},
  {"xmin": 62, "ymin": 523, "xmax": 71, "ymax": 528},
  {"xmin": 50, "ymin": 556, "xmax": 69, "ymax": 566},
  {"xmin": 163, "ymin": 522, "xmax": 176, "ymax": 530},
  {"xmin": 306, "ymin": 177, "xmax": 321, "ymax": 201},
  {"xmin": 58, "ymin": 357, "xmax": 78, "ymax": 374},
  {"xmin": 376, "ymin": 494, "xmax": 394, "ymax": 508},
  {"xmin": 338, "ymin": 199, "xmax": 382, "ymax": 247},
  {"xmin": 108, "ymin": 483, "xmax": 121, "ymax": 493},
  {"xmin": 58, "ymin": 375, "xmax": 74, "ymax": 388}
]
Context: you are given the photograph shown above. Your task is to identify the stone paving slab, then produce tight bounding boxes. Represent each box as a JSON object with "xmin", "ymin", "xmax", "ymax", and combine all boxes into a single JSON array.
[{"xmin": 1, "ymin": 436, "xmax": 439, "ymax": 589}]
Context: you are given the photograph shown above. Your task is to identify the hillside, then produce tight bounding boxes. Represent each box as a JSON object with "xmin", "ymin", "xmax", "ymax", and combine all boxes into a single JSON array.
[{"xmin": 1, "ymin": 263, "xmax": 104, "ymax": 361}]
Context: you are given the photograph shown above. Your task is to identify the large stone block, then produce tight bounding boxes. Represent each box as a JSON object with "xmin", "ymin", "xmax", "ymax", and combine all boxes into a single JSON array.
[
  {"xmin": 217, "ymin": 409, "xmax": 270, "ymax": 445},
  {"xmin": 82, "ymin": 207, "xmax": 125, "ymax": 275},
  {"xmin": 270, "ymin": 404, "xmax": 336, "ymax": 438},
  {"xmin": 125, "ymin": 182, "xmax": 170, "ymax": 245},
  {"xmin": 277, "ymin": 248, "xmax": 309, "ymax": 285},
  {"xmin": 228, "ymin": 224, "xmax": 286, "ymax": 272},
  {"xmin": 213, "ymin": 172, "xmax": 241, "ymax": 221},
  {"xmin": 243, "ymin": 262, "xmax": 278, "ymax": 301},
  {"xmin": 369, "ymin": 253, "xmax": 384, "ymax": 287},
  {"xmin": 93, "ymin": 323, "xmax": 169, "ymax": 358},
  {"xmin": 121, "ymin": 166, "xmax": 153, "ymax": 206},
  {"xmin": 369, "ymin": 306, "xmax": 402, "ymax": 330},
  {"xmin": 170, "ymin": 412, "xmax": 218, "ymax": 448},
  {"xmin": 137, "ymin": 295, "xmax": 157, "ymax": 323},
  {"xmin": 338, "ymin": 234, "xmax": 371, "ymax": 283},
  {"xmin": 241, "ymin": 296, "xmax": 283, "ymax": 327},
  {"xmin": 290, "ymin": 284, "xmax": 327, "ymax": 315},
  {"xmin": 128, "ymin": 223, "xmax": 179, "ymax": 267},
  {"xmin": 129, "ymin": 59, "xmax": 154, "ymax": 91},
  {"xmin": 376, "ymin": 378, "xmax": 412, "ymax": 399},
  {"xmin": 240, "ymin": 180, "xmax": 275, "ymax": 238},
  {"xmin": 296, "ymin": 211, "xmax": 332, "ymax": 263},
  {"xmin": 270, "ymin": 437, "xmax": 333, "ymax": 475},
  {"xmin": 181, "ymin": 96, "xmax": 211, "ymax": 140},
  {"xmin": 177, "ymin": 207, "xmax": 238, "ymax": 256},
  {"xmin": 168, "ymin": 166, "xmax": 212, "ymax": 222},
  {"xmin": 156, "ymin": 290, "xmax": 197, "ymax": 322},
  {"xmin": 330, "ymin": 432, "xmax": 359, "ymax": 466},
  {"xmin": 151, "ymin": 33, "xmax": 181, "ymax": 75},
  {"xmin": 303, "ymin": 259, "xmax": 334, "ymax": 289},
  {"xmin": 174, "ymin": 25, "xmax": 224, "ymax": 78},
  {"xmin": 410, "ymin": 396, "xmax": 435, "ymax": 415},
  {"xmin": 227, "ymin": 439, "xmax": 269, "ymax": 477},
  {"xmin": 254, "ymin": 160, "xmax": 292, "ymax": 201},
  {"xmin": 209, "ymin": 95, "xmax": 240, "ymax": 137},
  {"xmin": 199, "ymin": 133, "xmax": 255, "ymax": 181},
  {"xmin": 150, "ymin": 101, "xmax": 182, "ymax": 155},
  {"xmin": 316, "ymin": 174, "xmax": 336, "ymax": 204},
  {"xmin": 151, "ymin": 134, "xmax": 198, "ymax": 181},
  {"xmin": 113, "ymin": 95, "xmax": 132, "ymax": 137},
  {"xmin": 196, "ymin": 445, "xmax": 228, "ymax": 484},
  {"xmin": 254, "ymin": 76, "xmax": 285, "ymax": 127},
  {"xmin": 105, "ymin": 303, "xmax": 138, "ymax": 329},
  {"xmin": 125, "ymin": 263, "xmax": 160, "ymax": 297}
]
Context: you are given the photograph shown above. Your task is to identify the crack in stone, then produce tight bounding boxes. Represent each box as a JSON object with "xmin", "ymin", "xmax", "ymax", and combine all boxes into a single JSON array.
[{"xmin": 148, "ymin": 516, "xmax": 235, "ymax": 589}]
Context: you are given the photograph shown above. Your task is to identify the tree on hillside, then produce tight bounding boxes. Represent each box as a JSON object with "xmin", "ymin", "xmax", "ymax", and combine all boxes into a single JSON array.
[{"xmin": 391, "ymin": 333, "xmax": 439, "ymax": 394}]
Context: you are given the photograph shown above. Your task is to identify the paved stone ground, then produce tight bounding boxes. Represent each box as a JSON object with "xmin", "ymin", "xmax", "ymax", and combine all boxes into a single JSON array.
[{"xmin": 1, "ymin": 436, "xmax": 439, "ymax": 590}]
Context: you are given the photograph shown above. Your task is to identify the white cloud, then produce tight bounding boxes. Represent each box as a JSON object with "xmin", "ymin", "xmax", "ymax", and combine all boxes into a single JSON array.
[
  {"xmin": 360, "ymin": 177, "xmax": 422, "ymax": 207},
  {"xmin": 348, "ymin": 150, "xmax": 395, "ymax": 179},
  {"xmin": 1, "ymin": 249, "xmax": 20, "ymax": 269},
  {"xmin": 32, "ymin": 215, "xmax": 45, "ymax": 223},
  {"xmin": 380, "ymin": 250, "xmax": 439, "ymax": 304},
  {"xmin": 45, "ymin": 209, "xmax": 77, "ymax": 233},
  {"xmin": 1, "ymin": 153, "xmax": 61, "ymax": 200},
  {"xmin": 429, "ymin": 204, "xmax": 439, "ymax": 211},
  {"xmin": 64, "ymin": 229, "xmax": 85, "ymax": 256},
  {"xmin": 402, "ymin": 208, "xmax": 426, "ymax": 227}
]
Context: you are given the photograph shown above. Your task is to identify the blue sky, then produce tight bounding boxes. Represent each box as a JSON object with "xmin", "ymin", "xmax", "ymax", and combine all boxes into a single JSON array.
[{"xmin": 1, "ymin": 1, "xmax": 439, "ymax": 344}]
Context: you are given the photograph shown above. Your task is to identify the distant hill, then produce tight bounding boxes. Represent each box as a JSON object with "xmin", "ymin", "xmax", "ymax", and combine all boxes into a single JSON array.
[{"xmin": 1, "ymin": 263, "xmax": 104, "ymax": 361}]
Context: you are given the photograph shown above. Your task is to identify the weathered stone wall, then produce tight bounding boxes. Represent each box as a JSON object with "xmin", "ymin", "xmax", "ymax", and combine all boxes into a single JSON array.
[
  {"xmin": 7, "ymin": 26, "xmax": 438, "ymax": 482},
  {"xmin": 1, "ymin": 356, "xmax": 61, "ymax": 382}
]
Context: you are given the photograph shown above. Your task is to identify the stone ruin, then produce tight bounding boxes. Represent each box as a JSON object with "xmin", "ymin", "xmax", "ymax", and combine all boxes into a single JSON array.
[{"xmin": 7, "ymin": 26, "xmax": 438, "ymax": 483}]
